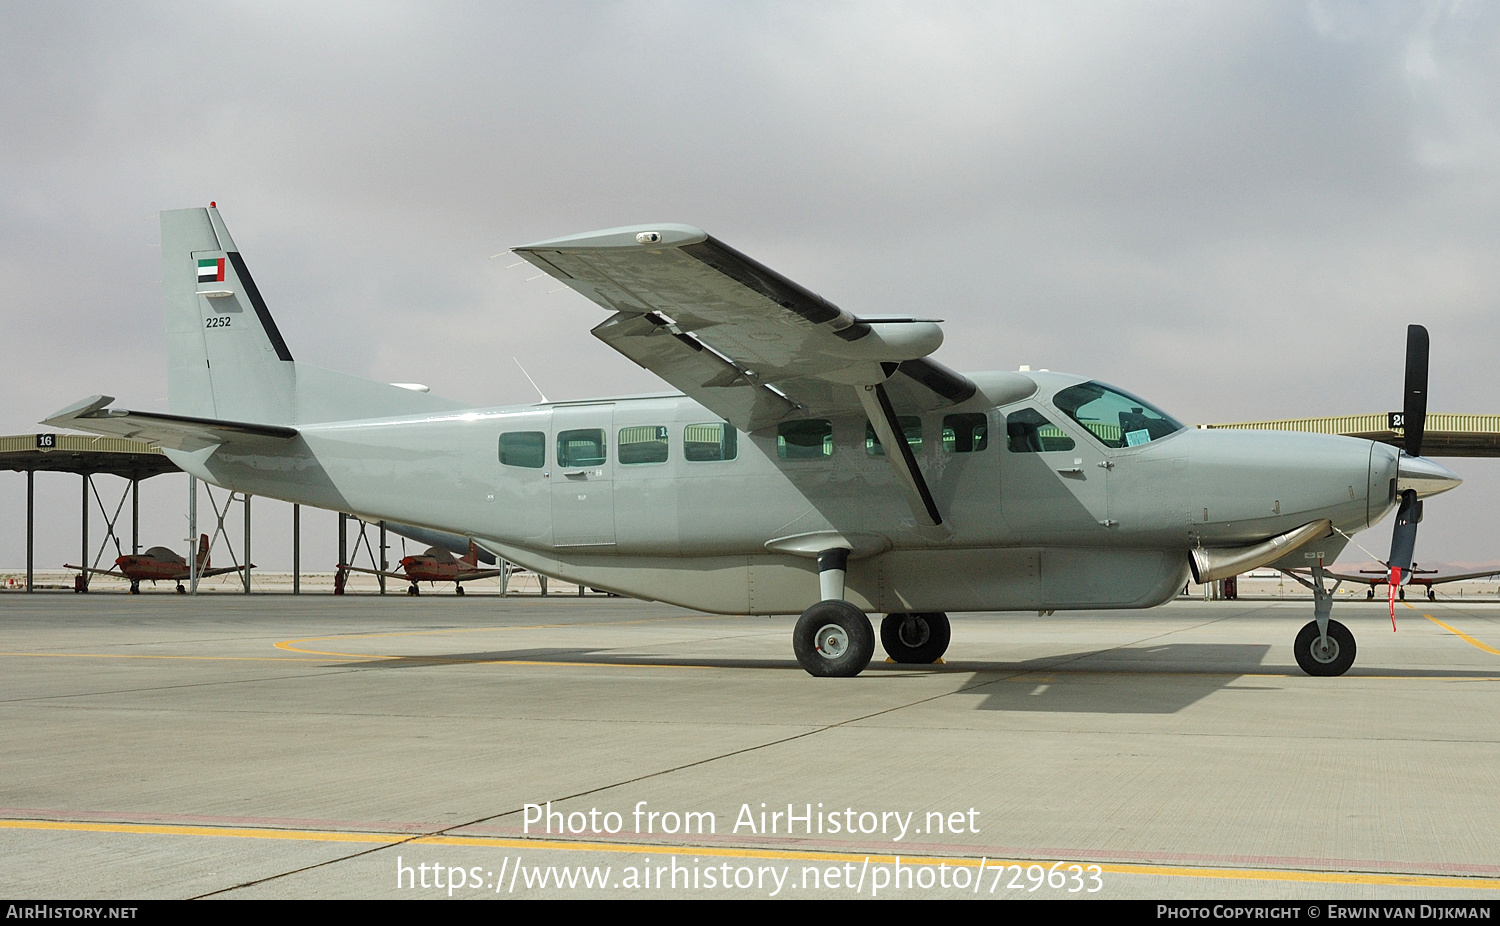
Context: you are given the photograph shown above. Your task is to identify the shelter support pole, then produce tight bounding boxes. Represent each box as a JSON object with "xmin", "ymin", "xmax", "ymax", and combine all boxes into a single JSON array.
[
  {"xmin": 80, "ymin": 474, "xmax": 89, "ymax": 592},
  {"xmin": 26, "ymin": 470, "xmax": 34, "ymax": 593},
  {"xmin": 243, "ymin": 495, "xmax": 252, "ymax": 594},
  {"xmin": 292, "ymin": 504, "xmax": 300, "ymax": 595},
  {"xmin": 131, "ymin": 478, "xmax": 139, "ymax": 555},
  {"xmin": 378, "ymin": 521, "xmax": 387, "ymax": 595},
  {"xmin": 188, "ymin": 475, "xmax": 198, "ymax": 594}
]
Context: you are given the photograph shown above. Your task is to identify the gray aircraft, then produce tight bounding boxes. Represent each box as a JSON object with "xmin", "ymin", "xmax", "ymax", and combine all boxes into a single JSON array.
[{"xmin": 45, "ymin": 206, "xmax": 1462, "ymax": 677}]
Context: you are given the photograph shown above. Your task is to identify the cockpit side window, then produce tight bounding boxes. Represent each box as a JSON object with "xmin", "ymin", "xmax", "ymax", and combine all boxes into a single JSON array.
[
  {"xmin": 1051, "ymin": 381, "xmax": 1184, "ymax": 449},
  {"xmin": 1006, "ymin": 408, "xmax": 1075, "ymax": 453}
]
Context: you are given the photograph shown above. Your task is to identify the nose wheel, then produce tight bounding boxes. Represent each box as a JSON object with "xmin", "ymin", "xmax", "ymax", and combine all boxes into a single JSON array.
[
  {"xmin": 794, "ymin": 600, "xmax": 874, "ymax": 677},
  {"xmin": 1294, "ymin": 619, "xmax": 1356, "ymax": 676},
  {"xmin": 880, "ymin": 612, "xmax": 951, "ymax": 664}
]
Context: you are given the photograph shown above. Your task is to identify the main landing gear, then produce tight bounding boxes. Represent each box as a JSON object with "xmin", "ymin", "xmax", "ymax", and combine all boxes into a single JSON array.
[
  {"xmin": 407, "ymin": 583, "xmax": 420, "ymax": 596},
  {"xmin": 1285, "ymin": 561, "xmax": 1357, "ymax": 677},
  {"xmin": 880, "ymin": 613, "xmax": 951, "ymax": 664},
  {"xmin": 791, "ymin": 548, "xmax": 952, "ymax": 677}
]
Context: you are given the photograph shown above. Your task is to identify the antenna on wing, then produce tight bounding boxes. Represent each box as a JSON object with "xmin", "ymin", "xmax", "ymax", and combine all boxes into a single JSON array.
[{"xmin": 513, "ymin": 357, "xmax": 549, "ymax": 403}]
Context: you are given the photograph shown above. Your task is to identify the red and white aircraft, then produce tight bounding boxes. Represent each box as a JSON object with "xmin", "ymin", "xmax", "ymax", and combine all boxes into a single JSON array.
[
  {"xmin": 67, "ymin": 534, "xmax": 253, "ymax": 594},
  {"xmin": 336, "ymin": 541, "xmax": 503, "ymax": 596}
]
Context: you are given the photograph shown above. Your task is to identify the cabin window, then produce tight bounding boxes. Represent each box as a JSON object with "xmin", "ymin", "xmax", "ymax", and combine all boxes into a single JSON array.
[
  {"xmin": 1006, "ymin": 408, "xmax": 1076, "ymax": 453},
  {"xmin": 498, "ymin": 431, "xmax": 545, "ymax": 468},
  {"xmin": 942, "ymin": 413, "xmax": 989, "ymax": 453},
  {"xmin": 684, "ymin": 422, "xmax": 738, "ymax": 462},
  {"xmin": 557, "ymin": 428, "xmax": 607, "ymax": 467},
  {"xmin": 777, "ymin": 419, "xmax": 833, "ymax": 460},
  {"xmin": 618, "ymin": 425, "xmax": 669, "ymax": 465},
  {"xmin": 865, "ymin": 417, "xmax": 922, "ymax": 456},
  {"xmin": 1052, "ymin": 381, "xmax": 1184, "ymax": 449}
]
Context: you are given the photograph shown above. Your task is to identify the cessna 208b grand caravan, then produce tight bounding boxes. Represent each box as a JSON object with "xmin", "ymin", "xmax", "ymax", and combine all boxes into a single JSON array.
[{"xmin": 46, "ymin": 206, "xmax": 1463, "ymax": 677}]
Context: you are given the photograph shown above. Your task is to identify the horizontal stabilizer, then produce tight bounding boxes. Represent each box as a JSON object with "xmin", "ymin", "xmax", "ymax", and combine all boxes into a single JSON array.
[{"xmin": 43, "ymin": 395, "xmax": 298, "ymax": 452}]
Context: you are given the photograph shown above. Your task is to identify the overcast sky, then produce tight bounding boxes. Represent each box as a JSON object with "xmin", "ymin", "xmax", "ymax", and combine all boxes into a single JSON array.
[{"xmin": 2, "ymin": 1, "xmax": 1498, "ymax": 577}]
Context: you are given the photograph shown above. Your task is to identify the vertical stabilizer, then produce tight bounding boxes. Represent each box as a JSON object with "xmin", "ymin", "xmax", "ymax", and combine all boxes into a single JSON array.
[{"xmin": 162, "ymin": 205, "xmax": 295, "ymax": 424}]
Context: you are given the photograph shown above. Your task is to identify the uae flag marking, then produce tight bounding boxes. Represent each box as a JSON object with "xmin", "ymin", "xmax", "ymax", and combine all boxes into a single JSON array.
[{"xmin": 198, "ymin": 257, "xmax": 226, "ymax": 283}]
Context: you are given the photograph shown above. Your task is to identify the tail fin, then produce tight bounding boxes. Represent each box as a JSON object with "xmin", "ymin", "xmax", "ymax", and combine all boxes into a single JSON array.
[
  {"xmin": 462, "ymin": 541, "xmax": 480, "ymax": 567},
  {"xmin": 162, "ymin": 205, "xmax": 468, "ymax": 425},
  {"xmin": 163, "ymin": 206, "xmax": 295, "ymax": 423},
  {"xmin": 196, "ymin": 533, "xmax": 210, "ymax": 571}
]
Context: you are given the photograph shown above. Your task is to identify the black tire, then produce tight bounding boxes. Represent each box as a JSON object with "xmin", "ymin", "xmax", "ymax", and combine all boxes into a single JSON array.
[
  {"xmin": 1294, "ymin": 619, "xmax": 1356, "ymax": 677},
  {"xmin": 1399, "ymin": 588, "xmax": 1406, "ymax": 600},
  {"xmin": 175, "ymin": 583, "xmax": 185, "ymax": 594},
  {"xmin": 1427, "ymin": 588, "xmax": 1436, "ymax": 601},
  {"xmin": 880, "ymin": 612, "xmax": 952, "ymax": 664},
  {"xmin": 793, "ymin": 600, "xmax": 874, "ymax": 677},
  {"xmin": 129, "ymin": 581, "xmax": 140, "ymax": 595},
  {"xmin": 1366, "ymin": 588, "xmax": 1374, "ymax": 600},
  {"xmin": 455, "ymin": 585, "xmax": 465, "ymax": 596},
  {"xmin": 407, "ymin": 584, "xmax": 419, "ymax": 596}
]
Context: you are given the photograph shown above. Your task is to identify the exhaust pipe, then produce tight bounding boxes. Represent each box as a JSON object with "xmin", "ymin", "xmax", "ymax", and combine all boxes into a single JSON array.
[{"xmin": 1190, "ymin": 519, "xmax": 1333, "ymax": 584}]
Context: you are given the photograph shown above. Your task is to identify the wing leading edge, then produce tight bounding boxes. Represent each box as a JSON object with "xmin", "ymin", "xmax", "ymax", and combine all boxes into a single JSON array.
[{"xmin": 512, "ymin": 225, "xmax": 976, "ymax": 434}]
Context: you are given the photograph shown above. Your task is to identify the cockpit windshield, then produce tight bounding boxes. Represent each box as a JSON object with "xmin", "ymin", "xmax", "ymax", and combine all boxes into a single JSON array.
[{"xmin": 1051, "ymin": 381, "xmax": 1184, "ymax": 449}]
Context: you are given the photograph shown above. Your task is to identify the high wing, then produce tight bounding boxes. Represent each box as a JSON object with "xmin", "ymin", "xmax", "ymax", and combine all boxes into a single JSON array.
[
  {"xmin": 512, "ymin": 225, "xmax": 976, "ymax": 432},
  {"xmin": 513, "ymin": 225, "xmax": 978, "ymax": 530},
  {"xmin": 42, "ymin": 395, "xmax": 298, "ymax": 452}
]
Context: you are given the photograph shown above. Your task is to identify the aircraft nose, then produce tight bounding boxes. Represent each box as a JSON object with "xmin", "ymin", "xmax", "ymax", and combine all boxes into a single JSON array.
[{"xmin": 1398, "ymin": 455, "xmax": 1462, "ymax": 498}]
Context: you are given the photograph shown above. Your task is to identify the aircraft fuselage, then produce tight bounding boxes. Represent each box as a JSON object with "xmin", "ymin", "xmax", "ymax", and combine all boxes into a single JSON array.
[{"xmin": 167, "ymin": 370, "xmax": 1395, "ymax": 615}]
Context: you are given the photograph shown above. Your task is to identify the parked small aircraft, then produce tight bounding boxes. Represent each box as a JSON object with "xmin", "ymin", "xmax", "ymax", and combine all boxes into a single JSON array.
[
  {"xmin": 1294, "ymin": 564, "xmax": 1500, "ymax": 601},
  {"xmin": 337, "ymin": 540, "xmax": 503, "ymax": 595},
  {"xmin": 45, "ymin": 206, "xmax": 1464, "ymax": 677},
  {"xmin": 66, "ymin": 534, "xmax": 252, "ymax": 594}
]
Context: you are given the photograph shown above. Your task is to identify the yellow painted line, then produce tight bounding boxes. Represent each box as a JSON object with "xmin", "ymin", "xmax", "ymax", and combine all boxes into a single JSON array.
[
  {"xmin": 0, "ymin": 651, "xmax": 346, "ymax": 663},
  {"xmin": 3, "ymin": 819, "xmax": 1498, "ymax": 889},
  {"xmin": 1423, "ymin": 615, "xmax": 1500, "ymax": 656}
]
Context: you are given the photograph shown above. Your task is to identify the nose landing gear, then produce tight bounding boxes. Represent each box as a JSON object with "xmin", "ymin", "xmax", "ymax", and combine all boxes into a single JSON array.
[{"xmin": 1284, "ymin": 560, "xmax": 1357, "ymax": 677}]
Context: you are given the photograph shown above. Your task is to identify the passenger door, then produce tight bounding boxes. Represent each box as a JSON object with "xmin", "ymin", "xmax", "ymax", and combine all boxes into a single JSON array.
[{"xmin": 551, "ymin": 404, "xmax": 616, "ymax": 548}]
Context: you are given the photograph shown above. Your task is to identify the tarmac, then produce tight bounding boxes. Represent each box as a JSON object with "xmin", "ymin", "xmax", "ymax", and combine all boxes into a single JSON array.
[{"xmin": 2, "ymin": 591, "xmax": 1499, "ymax": 900}]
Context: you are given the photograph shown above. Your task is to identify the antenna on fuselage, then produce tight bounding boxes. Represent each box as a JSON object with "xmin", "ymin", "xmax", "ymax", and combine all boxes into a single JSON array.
[{"xmin": 513, "ymin": 357, "xmax": 549, "ymax": 403}]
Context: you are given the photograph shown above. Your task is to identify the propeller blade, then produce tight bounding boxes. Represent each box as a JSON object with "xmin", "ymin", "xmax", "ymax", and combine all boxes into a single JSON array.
[
  {"xmin": 1403, "ymin": 324, "xmax": 1429, "ymax": 458},
  {"xmin": 1386, "ymin": 488, "xmax": 1422, "ymax": 630}
]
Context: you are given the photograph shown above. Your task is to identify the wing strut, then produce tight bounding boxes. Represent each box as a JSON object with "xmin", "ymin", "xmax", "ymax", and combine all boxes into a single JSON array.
[{"xmin": 856, "ymin": 383, "xmax": 946, "ymax": 532}]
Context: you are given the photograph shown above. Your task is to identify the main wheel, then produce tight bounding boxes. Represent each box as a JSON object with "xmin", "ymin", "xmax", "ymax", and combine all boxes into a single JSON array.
[
  {"xmin": 1294, "ymin": 619, "xmax": 1356, "ymax": 677},
  {"xmin": 407, "ymin": 584, "xmax": 419, "ymax": 596},
  {"xmin": 1427, "ymin": 587, "xmax": 1436, "ymax": 601},
  {"xmin": 455, "ymin": 585, "xmax": 465, "ymax": 596},
  {"xmin": 175, "ymin": 583, "xmax": 186, "ymax": 594},
  {"xmin": 129, "ymin": 580, "xmax": 140, "ymax": 595},
  {"xmin": 880, "ymin": 612, "xmax": 951, "ymax": 664},
  {"xmin": 793, "ymin": 600, "xmax": 874, "ymax": 677}
]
